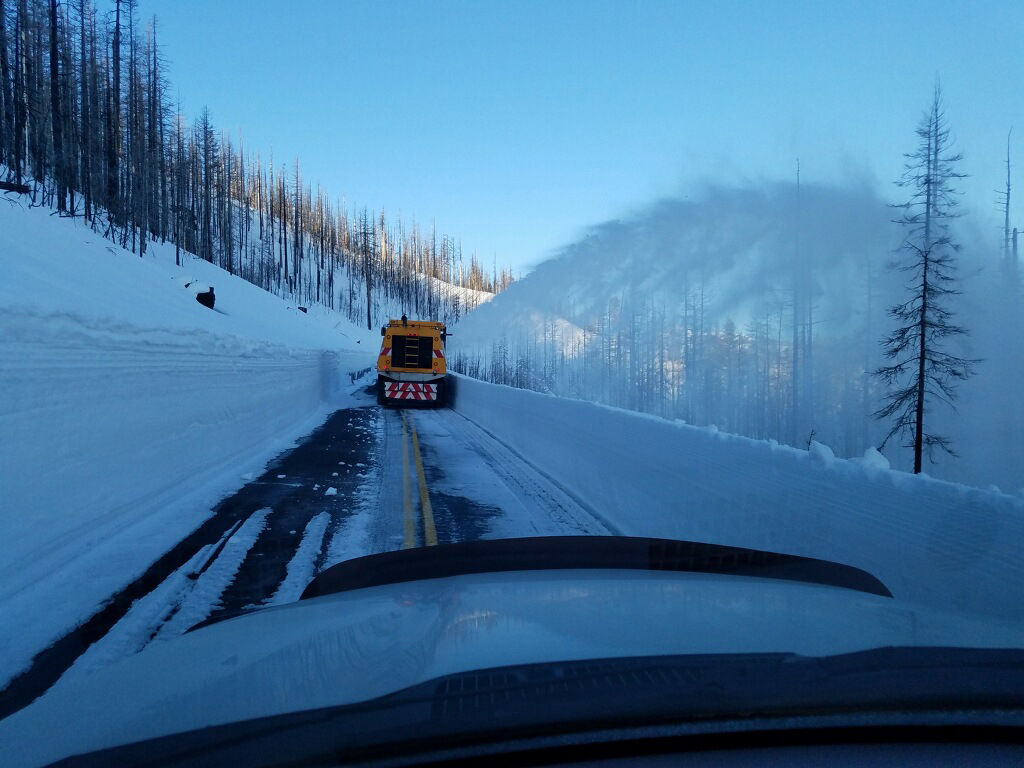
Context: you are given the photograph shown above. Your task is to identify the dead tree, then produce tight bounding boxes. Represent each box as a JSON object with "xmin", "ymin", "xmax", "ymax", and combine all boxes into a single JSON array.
[{"xmin": 875, "ymin": 85, "xmax": 978, "ymax": 473}]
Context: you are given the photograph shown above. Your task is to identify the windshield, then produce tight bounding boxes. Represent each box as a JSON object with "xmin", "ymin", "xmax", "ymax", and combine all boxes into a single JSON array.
[{"xmin": 1, "ymin": 0, "xmax": 1022, "ymax": 765}]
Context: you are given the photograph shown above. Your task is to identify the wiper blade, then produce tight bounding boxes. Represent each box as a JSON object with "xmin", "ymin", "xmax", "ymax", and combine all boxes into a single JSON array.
[
  {"xmin": 62, "ymin": 647, "xmax": 1024, "ymax": 768},
  {"xmin": 301, "ymin": 536, "xmax": 891, "ymax": 600}
]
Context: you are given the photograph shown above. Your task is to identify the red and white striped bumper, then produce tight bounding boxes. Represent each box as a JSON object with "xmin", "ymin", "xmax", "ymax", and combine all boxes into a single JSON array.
[{"xmin": 384, "ymin": 381, "xmax": 438, "ymax": 401}]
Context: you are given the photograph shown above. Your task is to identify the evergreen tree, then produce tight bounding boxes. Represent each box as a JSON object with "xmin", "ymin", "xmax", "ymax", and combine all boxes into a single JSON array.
[{"xmin": 874, "ymin": 85, "xmax": 977, "ymax": 473}]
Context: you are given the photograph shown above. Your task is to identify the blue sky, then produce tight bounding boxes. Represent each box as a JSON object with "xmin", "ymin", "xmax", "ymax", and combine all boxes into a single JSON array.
[{"xmin": 149, "ymin": 0, "xmax": 1023, "ymax": 274}]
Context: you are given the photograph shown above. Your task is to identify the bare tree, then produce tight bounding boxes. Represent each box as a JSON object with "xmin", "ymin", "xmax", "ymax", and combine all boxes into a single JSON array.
[
  {"xmin": 76, "ymin": 0, "xmax": 91, "ymax": 220},
  {"xmin": 12, "ymin": 0, "xmax": 27, "ymax": 187},
  {"xmin": 1000, "ymin": 129, "xmax": 1012, "ymax": 261},
  {"xmin": 106, "ymin": 0, "xmax": 120, "ymax": 222},
  {"xmin": 359, "ymin": 207, "xmax": 373, "ymax": 329},
  {"xmin": 997, "ymin": 128, "xmax": 1018, "ymax": 288},
  {"xmin": 0, "ymin": 0, "xmax": 11, "ymax": 168},
  {"xmin": 48, "ymin": 0, "xmax": 64, "ymax": 210},
  {"xmin": 874, "ymin": 85, "xmax": 977, "ymax": 473}
]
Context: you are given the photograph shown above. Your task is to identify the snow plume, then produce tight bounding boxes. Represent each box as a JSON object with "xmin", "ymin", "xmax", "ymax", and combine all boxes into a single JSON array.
[
  {"xmin": 452, "ymin": 179, "xmax": 1022, "ymax": 491},
  {"xmin": 465, "ymin": 180, "xmax": 893, "ymax": 334}
]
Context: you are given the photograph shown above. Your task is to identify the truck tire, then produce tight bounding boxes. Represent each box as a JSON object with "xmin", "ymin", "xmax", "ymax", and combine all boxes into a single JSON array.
[{"xmin": 443, "ymin": 375, "xmax": 455, "ymax": 409}]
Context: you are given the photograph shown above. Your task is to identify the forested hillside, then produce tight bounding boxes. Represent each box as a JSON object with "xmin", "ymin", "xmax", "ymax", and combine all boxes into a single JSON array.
[{"xmin": 0, "ymin": 0, "xmax": 512, "ymax": 326}]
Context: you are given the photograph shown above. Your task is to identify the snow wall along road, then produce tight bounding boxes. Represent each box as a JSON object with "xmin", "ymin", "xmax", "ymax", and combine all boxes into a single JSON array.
[
  {"xmin": 0, "ymin": 309, "xmax": 341, "ymax": 618},
  {"xmin": 448, "ymin": 374, "xmax": 1024, "ymax": 623}
]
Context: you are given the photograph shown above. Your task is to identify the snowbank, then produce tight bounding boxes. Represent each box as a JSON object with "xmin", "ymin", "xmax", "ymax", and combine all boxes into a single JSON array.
[
  {"xmin": 0, "ymin": 202, "xmax": 373, "ymax": 687},
  {"xmin": 450, "ymin": 374, "xmax": 1024, "ymax": 622}
]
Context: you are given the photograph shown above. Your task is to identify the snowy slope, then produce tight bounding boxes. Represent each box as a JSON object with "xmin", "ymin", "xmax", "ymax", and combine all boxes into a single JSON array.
[
  {"xmin": 424, "ymin": 274, "xmax": 494, "ymax": 313},
  {"xmin": 0, "ymin": 201, "xmax": 376, "ymax": 688}
]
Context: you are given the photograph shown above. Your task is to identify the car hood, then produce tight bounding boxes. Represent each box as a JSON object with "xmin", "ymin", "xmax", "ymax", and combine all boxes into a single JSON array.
[{"xmin": 1, "ymin": 566, "xmax": 1020, "ymax": 766}]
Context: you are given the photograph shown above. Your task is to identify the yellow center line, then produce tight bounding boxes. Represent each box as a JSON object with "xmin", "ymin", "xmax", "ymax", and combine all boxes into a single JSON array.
[
  {"xmin": 408, "ymin": 415, "xmax": 438, "ymax": 547},
  {"xmin": 400, "ymin": 412, "xmax": 415, "ymax": 549}
]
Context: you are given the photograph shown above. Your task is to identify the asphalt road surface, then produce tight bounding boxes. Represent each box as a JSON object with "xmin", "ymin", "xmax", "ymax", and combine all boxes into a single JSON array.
[{"xmin": 0, "ymin": 382, "xmax": 609, "ymax": 718}]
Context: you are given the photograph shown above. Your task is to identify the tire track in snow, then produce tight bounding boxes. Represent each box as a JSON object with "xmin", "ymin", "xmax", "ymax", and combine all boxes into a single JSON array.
[
  {"xmin": 1, "ymin": 406, "xmax": 379, "ymax": 720},
  {"xmin": 51, "ymin": 547, "xmax": 214, "ymax": 687},
  {"xmin": 319, "ymin": 405, "xmax": 385, "ymax": 569},
  {"xmin": 206, "ymin": 407, "xmax": 380, "ymax": 617},
  {"xmin": 322, "ymin": 405, "xmax": 399, "ymax": 563},
  {"xmin": 265, "ymin": 512, "xmax": 331, "ymax": 606},
  {"xmin": 55, "ymin": 509, "xmax": 271, "ymax": 685},
  {"xmin": 154, "ymin": 508, "xmax": 272, "ymax": 638},
  {"xmin": 414, "ymin": 409, "xmax": 616, "ymax": 538}
]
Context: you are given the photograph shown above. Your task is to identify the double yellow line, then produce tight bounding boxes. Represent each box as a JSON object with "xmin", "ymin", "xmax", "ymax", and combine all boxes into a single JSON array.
[{"xmin": 401, "ymin": 411, "xmax": 438, "ymax": 548}]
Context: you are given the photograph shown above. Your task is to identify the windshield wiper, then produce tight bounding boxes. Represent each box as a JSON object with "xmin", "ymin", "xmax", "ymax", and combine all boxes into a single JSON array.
[
  {"xmin": 60, "ymin": 647, "xmax": 1024, "ymax": 768},
  {"xmin": 300, "ymin": 536, "xmax": 891, "ymax": 600}
]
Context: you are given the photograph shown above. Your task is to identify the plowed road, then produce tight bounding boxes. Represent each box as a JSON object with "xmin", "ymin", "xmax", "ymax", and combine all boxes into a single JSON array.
[{"xmin": 0, "ymin": 382, "xmax": 611, "ymax": 718}]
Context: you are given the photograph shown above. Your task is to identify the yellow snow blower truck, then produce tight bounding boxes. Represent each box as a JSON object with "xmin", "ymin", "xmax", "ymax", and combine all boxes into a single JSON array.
[{"xmin": 376, "ymin": 316, "xmax": 449, "ymax": 407}]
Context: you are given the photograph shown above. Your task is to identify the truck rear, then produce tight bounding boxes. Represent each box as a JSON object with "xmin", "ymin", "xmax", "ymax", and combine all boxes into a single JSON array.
[{"xmin": 376, "ymin": 318, "xmax": 449, "ymax": 407}]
